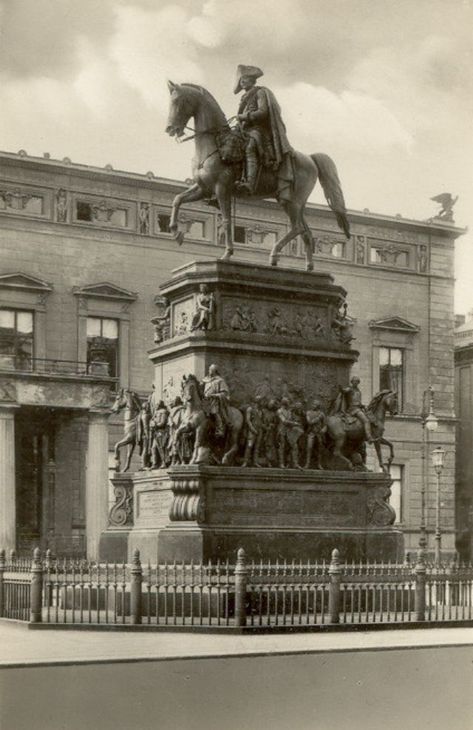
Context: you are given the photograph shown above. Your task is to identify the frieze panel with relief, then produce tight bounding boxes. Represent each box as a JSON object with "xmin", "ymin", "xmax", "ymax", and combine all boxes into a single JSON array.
[
  {"xmin": 368, "ymin": 239, "xmax": 416, "ymax": 270},
  {"xmin": 312, "ymin": 233, "xmax": 348, "ymax": 259},
  {"xmin": 218, "ymin": 357, "xmax": 345, "ymax": 411},
  {"xmin": 172, "ymin": 297, "xmax": 195, "ymax": 337},
  {"xmin": 73, "ymin": 197, "xmax": 132, "ymax": 229},
  {"xmin": 0, "ymin": 187, "xmax": 47, "ymax": 217},
  {"xmin": 221, "ymin": 297, "xmax": 327, "ymax": 341}
]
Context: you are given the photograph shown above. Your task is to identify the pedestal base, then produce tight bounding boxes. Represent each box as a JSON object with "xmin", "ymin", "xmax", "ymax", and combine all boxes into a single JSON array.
[{"xmin": 102, "ymin": 466, "xmax": 404, "ymax": 564}]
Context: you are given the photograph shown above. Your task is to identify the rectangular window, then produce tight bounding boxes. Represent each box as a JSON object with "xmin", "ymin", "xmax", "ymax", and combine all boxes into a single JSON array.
[
  {"xmin": 379, "ymin": 346, "xmax": 404, "ymax": 410},
  {"xmin": 234, "ymin": 225, "xmax": 247, "ymax": 244},
  {"xmin": 86, "ymin": 317, "xmax": 118, "ymax": 377},
  {"xmin": 0, "ymin": 309, "xmax": 34, "ymax": 370},
  {"xmin": 157, "ymin": 213, "xmax": 171, "ymax": 233},
  {"xmin": 76, "ymin": 201, "xmax": 92, "ymax": 221},
  {"xmin": 388, "ymin": 464, "xmax": 403, "ymax": 523}
]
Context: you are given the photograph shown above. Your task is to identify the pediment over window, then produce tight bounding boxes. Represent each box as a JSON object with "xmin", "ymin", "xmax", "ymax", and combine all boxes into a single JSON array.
[
  {"xmin": 369, "ymin": 316, "xmax": 420, "ymax": 333},
  {"xmin": 0, "ymin": 272, "xmax": 52, "ymax": 293},
  {"xmin": 73, "ymin": 282, "xmax": 137, "ymax": 301}
]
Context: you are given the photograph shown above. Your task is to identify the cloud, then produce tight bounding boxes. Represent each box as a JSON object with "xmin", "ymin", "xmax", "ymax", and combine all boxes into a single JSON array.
[
  {"xmin": 110, "ymin": 4, "xmax": 204, "ymax": 107},
  {"xmin": 276, "ymin": 82, "xmax": 413, "ymax": 156}
]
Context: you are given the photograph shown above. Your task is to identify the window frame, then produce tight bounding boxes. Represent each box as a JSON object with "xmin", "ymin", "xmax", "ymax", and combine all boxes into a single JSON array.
[
  {"xmin": 0, "ymin": 307, "xmax": 35, "ymax": 370},
  {"xmin": 86, "ymin": 316, "xmax": 119, "ymax": 378}
]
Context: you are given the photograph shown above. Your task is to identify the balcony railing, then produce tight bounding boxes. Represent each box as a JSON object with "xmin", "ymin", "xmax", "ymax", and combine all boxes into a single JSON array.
[{"xmin": 0, "ymin": 355, "xmax": 115, "ymax": 378}]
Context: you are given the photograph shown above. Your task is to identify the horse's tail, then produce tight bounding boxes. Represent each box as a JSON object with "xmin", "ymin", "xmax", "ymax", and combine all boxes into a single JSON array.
[{"xmin": 311, "ymin": 153, "xmax": 350, "ymax": 239}]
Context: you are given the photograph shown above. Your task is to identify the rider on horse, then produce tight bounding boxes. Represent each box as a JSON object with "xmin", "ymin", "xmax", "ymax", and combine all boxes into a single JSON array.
[
  {"xmin": 202, "ymin": 364, "xmax": 231, "ymax": 438},
  {"xmin": 234, "ymin": 64, "xmax": 294, "ymax": 199},
  {"xmin": 331, "ymin": 376, "xmax": 373, "ymax": 443}
]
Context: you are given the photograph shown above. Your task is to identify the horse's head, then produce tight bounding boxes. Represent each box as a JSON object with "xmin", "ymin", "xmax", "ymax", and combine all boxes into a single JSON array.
[
  {"xmin": 111, "ymin": 388, "xmax": 126, "ymax": 413},
  {"xmin": 165, "ymin": 81, "xmax": 196, "ymax": 138},
  {"xmin": 181, "ymin": 373, "xmax": 202, "ymax": 406}
]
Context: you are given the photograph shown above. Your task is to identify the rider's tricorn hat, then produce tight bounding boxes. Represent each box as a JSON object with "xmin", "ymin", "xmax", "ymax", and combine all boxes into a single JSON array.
[{"xmin": 233, "ymin": 64, "xmax": 263, "ymax": 94}]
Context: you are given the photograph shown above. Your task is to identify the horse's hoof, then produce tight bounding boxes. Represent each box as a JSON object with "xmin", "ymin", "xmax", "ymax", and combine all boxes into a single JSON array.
[
  {"xmin": 219, "ymin": 250, "xmax": 233, "ymax": 261},
  {"xmin": 306, "ymin": 263, "xmax": 314, "ymax": 273},
  {"xmin": 269, "ymin": 255, "xmax": 278, "ymax": 267},
  {"xmin": 175, "ymin": 231, "xmax": 184, "ymax": 246}
]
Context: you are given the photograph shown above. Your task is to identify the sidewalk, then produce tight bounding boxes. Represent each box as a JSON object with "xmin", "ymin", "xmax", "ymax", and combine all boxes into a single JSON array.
[{"xmin": 2, "ymin": 620, "xmax": 473, "ymax": 667}]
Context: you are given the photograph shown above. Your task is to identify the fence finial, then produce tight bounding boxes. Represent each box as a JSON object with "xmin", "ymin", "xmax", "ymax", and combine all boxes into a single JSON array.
[{"xmin": 132, "ymin": 548, "xmax": 141, "ymax": 566}]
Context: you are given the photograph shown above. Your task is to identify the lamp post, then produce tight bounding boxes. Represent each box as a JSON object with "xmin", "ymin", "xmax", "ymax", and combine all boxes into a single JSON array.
[
  {"xmin": 420, "ymin": 386, "xmax": 438, "ymax": 555},
  {"xmin": 432, "ymin": 445, "xmax": 446, "ymax": 565}
]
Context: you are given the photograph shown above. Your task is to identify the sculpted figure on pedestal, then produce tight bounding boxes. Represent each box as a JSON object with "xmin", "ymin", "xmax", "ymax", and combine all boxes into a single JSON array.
[
  {"xmin": 201, "ymin": 363, "xmax": 230, "ymax": 437},
  {"xmin": 150, "ymin": 400, "xmax": 170, "ymax": 469},
  {"xmin": 242, "ymin": 395, "xmax": 264, "ymax": 467},
  {"xmin": 331, "ymin": 302, "xmax": 354, "ymax": 344},
  {"xmin": 277, "ymin": 398, "xmax": 304, "ymax": 469},
  {"xmin": 151, "ymin": 297, "xmax": 171, "ymax": 343},
  {"xmin": 191, "ymin": 284, "xmax": 216, "ymax": 332},
  {"xmin": 262, "ymin": 398, "xmax": 279, "ymax": 467},
  {"xmin": 304, "ymin": 400, "xmax": 326, "ymax": 469},
  {"xmin": 332, "ymin": 376, "xmax": 372, "ymax": 443}
]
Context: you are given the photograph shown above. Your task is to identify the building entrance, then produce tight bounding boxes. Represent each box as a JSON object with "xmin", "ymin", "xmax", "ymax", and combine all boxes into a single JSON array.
[{"xmin": 15, "ymin": 407, "xmax": 56, "ymax": 554}]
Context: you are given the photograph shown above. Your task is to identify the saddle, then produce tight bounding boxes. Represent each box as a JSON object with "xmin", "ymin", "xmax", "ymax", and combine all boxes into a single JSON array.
[{"xmin": 215, "ymin": 129, "xmax": 245, "ymax": 164}]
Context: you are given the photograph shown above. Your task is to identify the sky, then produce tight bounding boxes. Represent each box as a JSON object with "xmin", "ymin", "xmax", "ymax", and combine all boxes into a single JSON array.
[{"xmin": 0, "ymin": 0, "xmax": 472, "ymax": 311}]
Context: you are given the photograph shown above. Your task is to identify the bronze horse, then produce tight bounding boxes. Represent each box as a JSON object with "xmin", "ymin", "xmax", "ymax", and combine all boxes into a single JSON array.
[
  {"xmin": 177, "ymin": 374, "xmax": 244, "ymax": 465},
  {"xmin": 326, "ymin": 390, "xmax": 398, "ymax": 472},
  {"xmin": 165, "ymin": 82, "xmax": 350, "ymax": 270},
  {"xmin": 111, "ymin": 388, "xmax": 144, "ymax": 472}
]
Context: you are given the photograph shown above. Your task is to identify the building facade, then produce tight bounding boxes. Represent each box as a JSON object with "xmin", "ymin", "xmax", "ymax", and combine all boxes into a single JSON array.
[
  {"xmin": 0, "ymin": 150, "xmax": 463, "ymax": 558},
  {"xmin": 454, "ymin": 312, "xmax": 473, "ymax": 560}
]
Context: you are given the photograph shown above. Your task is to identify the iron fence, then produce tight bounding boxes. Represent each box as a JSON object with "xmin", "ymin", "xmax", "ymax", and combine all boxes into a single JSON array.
[{"xmin": 1, "ymin": 547, "xmax": 472, "ymax": 630}]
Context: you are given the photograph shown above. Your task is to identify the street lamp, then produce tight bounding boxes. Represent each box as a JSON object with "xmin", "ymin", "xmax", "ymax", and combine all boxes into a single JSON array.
[
  {"xmin": 420, "ymin": 386, "xmax": 438, "ymax": 554},
  {"xmin": 432, "ymin": 445, "xmax": 446, "ymax": 565}
]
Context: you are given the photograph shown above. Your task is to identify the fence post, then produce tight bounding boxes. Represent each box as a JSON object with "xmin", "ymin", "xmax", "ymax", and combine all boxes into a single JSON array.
[
  {"xmin": 30, "ymin": 547, "xmax": 43, "ymax": 624},
  {"xmin": 328, "ymin": 548, "xmax": 342, "ymax": 624},
  {"xmin": 414, "ymin": 549, "xmax": 426, "ymax": 622},
  {"xmin": 0, "ymin": 549, "xmax": 5, "ymax": 618},
  {"xmin": 130, "ymin": 549, "xmax": 142, "ymax": 625},
  {"xmin": 235, "ymin": 547, "xmax": 248, "ymax": 628}
]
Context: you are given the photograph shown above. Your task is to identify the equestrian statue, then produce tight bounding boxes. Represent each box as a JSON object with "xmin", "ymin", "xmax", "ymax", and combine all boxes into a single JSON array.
[{"xmin": 165, "ymin": 65, "xmax": 350, "ymax": 271}]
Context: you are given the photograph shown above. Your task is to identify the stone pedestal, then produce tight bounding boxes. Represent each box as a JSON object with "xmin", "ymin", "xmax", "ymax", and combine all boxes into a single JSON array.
[
  {"xmin": 149, "ymin": 260, "xmax": 357, "ymax": 414},
  {"xmin": 0, "ymin": 402, "xmax": 19, "ymax": 551},
  {"xmin": 122, "ymin": 466, "xmax": 403, "ymax": 563},
  {"xmin": 99, "ymin": 259, "xmax": 404, "ymax": 564}
]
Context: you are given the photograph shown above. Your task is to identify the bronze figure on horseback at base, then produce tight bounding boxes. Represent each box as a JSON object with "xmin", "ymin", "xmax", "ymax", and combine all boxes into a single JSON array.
[{"xmin": 165, "ymin": 65, "xmax": 350, "ymax": 270}]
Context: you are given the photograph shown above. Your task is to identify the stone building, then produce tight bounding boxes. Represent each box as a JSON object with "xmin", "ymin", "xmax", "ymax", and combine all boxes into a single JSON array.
[
  {"xmin": 0, "ymin": 149, "xmax": 463, "ymax": 558},
  {"xmin": 454, "ymin": 312, "xmax": 473, "ymax": 560}
]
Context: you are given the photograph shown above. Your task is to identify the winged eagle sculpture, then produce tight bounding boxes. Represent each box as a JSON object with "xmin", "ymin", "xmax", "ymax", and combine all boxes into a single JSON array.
[{"xmin": 430, "ymin": 193, "xmax": 458, "ymax": 222}]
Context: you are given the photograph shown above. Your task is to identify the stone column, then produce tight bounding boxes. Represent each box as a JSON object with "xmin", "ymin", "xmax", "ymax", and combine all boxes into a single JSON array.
[
  {"xmin": 0, "ymin": 403, "xmax": 19, "ymax": 551},
  {"xmin": 85, "ymin": 410, "xmax": 110, "ymax": 560}
]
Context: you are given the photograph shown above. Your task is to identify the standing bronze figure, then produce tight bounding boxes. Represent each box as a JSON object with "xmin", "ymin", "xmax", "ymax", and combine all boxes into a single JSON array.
[{"xmin": 165, "ymin": 68, "xmax": 350, "ymax": 271}]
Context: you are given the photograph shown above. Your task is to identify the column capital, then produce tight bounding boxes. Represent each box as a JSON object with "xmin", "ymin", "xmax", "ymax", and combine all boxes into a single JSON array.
[
  {"xmin": 0, "ymin": 401, "xmax": 20, "ymax": 417},
  {"xmin": 88, "ymin": 408, "xmax": 111, "ymax": 424}
]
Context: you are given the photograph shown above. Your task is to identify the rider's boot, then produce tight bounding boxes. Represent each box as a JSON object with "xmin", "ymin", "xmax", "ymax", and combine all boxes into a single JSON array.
[
  {"xmin": 237, "ymin": 151, "xmax": 258, "ymax": 195},
  {"xmin": 364, "ymin": 423, "xmax": 373, "ymax": 443}
]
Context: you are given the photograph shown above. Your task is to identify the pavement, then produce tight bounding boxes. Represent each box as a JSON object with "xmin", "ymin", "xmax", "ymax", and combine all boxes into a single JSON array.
[{"xmin": 2, "ymin": 620, "xmax": 473, "ymax": 667}]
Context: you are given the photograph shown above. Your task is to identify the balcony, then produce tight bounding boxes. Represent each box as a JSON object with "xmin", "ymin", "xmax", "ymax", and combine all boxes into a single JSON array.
[{"xmin": 0, "ymin": 354, "xmax": 116, "ymax": 379}]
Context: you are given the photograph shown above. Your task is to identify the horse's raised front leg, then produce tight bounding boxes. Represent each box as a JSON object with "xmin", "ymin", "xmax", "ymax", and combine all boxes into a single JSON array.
[{"xmin": 169, "ymin": 184, "xmax": 205, "ymax": 245}]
